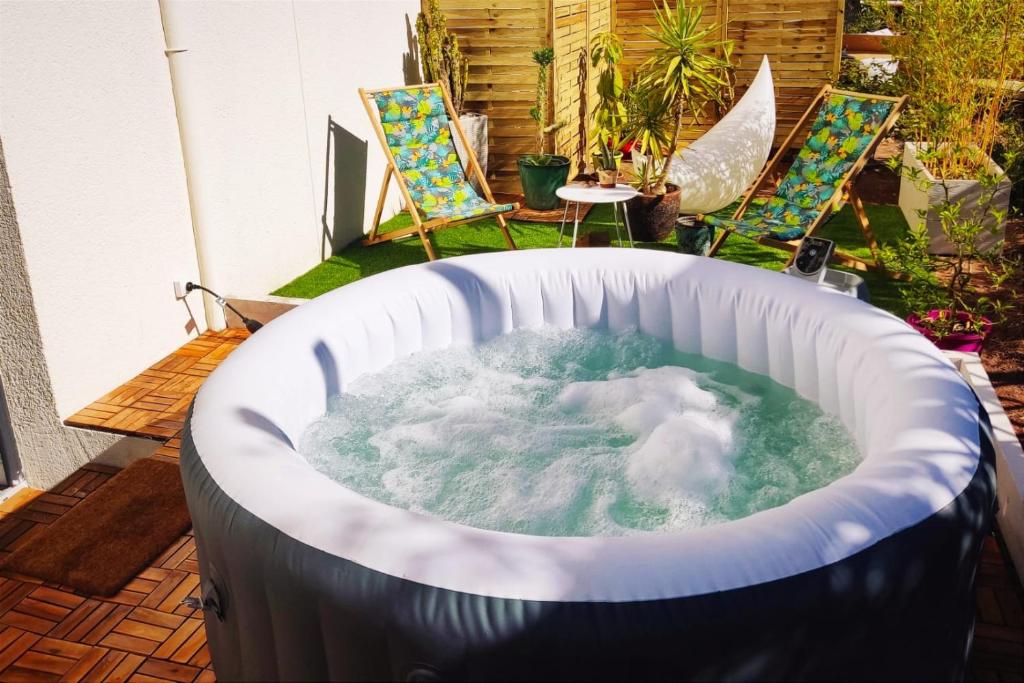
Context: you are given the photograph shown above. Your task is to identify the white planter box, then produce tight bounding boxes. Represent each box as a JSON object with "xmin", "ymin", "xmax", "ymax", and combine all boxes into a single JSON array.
[
  {"xmin": 948, "ymin": 351, "xmax": 1024, "ymax": 585},
  {"xmin": 452, "ymin": 113, "xmax": 488, "ymax": 192},
  {"xmin": 898, "ymin": 142, "xmax": 1011, "ymax": 254}
]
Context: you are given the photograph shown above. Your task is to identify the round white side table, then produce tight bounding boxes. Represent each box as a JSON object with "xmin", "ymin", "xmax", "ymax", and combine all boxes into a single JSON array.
[{"xmin": 555, "ymin": 183, "xmax": 639, "ymax": 248}]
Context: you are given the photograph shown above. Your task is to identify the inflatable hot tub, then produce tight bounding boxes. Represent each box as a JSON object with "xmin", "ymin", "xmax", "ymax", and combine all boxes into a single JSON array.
[{"xmin": 182, "ymin": 249, "xmax": 995, "ymax": 682}]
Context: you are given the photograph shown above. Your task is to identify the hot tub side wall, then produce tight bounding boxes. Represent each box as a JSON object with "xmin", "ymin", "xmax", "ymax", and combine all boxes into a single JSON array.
[{"xmin": 180, "ymin": 411, "xmax": 996, "ymax": 682}]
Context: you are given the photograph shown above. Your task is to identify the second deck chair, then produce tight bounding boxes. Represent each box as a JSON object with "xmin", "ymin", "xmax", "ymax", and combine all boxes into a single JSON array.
[
  {"xmin": 701, "ymin": 86, "xmax": 908, "ymax": 271},
  {"xmin": 359, "ymin": 84, "xmax": 518, "ymax": 261}
]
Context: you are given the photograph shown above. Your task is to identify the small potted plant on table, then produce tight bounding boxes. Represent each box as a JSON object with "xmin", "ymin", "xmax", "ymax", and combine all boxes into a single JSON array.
[
  {"xmin": 518, "ymin": 47, "xmax": 569, "ymax": 210},
  {"xmin": 590, "ymin": 32, "xmax": 626, "ymax": 188},
  {"xmin": 623, "ymin": 0, "xmax": 733, "ymax": 242}
]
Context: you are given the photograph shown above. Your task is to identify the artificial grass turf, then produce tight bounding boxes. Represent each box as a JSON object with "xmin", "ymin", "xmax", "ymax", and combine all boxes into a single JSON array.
[{"xmin": 272, "ymin": 202, "xmax": 913, "ymax": 318}]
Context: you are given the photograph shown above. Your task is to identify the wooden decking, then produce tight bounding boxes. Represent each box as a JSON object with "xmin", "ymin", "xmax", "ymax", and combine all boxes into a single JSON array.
[
  {"xmin": 0, "ymin": 467, "xmax": 210, "ymax": 683},
  {"xmin": 0, "ymin": 330, "xmax": 248, "ymax": 682},
  {"xmin": 64, "ymin": 330, "xmax": 249, "ymax": 441},
  {"xmin": 0, "ymin": 328, "xmax": 1020, "ymax": 682}
]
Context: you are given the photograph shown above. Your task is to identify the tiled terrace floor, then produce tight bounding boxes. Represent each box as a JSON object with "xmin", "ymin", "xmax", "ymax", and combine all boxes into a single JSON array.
[
  {"xmin": 0, "ymin": 330, "xmax": 247, "ymax": 682},
  {"xmin": 0, "ymin": 328, "xmax": 1019, "ymax": 681}
]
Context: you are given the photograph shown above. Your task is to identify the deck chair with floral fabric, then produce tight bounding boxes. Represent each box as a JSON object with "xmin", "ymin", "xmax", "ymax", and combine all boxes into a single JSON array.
[
  {"xmin": 702, "ymin": 86, "xmax": 907, "ymax": 271},
  {"xmin": 359, "ymin": 84, "xmax": 518, "ymax": 261}
]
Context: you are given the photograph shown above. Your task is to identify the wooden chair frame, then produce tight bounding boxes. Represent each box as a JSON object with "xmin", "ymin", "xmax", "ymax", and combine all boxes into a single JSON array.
[
  {"xmin": 704, "ymin": 85, "xmax": 909, "ymax": 272},
  {"xmin": 358, "ymin": 83, "xmax": 518, "ymax": 261}
]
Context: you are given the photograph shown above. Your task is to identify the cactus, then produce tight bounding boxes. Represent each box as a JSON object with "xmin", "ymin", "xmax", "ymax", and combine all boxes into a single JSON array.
[
  {"xmin": 416, "ymin": 0, "xmax": 469, "ymax": 114},
  {"xmin": 528, "ymin": 47, "xmax": 563, "ymax": 159}
]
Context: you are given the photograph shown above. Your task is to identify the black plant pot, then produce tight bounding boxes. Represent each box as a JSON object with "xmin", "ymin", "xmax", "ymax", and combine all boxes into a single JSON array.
[
  {"xmin": 676, "ymin": 215, "xmax": 716, "ymax": 256},
  {"xmin": 518, "ymin": 156, "xmax": 570, "ymax": 210},
  {"xmin": 628, "ymin": 184, "xmax": 681, "ymax": 242}
]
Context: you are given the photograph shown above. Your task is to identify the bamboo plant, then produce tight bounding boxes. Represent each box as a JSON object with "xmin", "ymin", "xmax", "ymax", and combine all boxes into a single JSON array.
[
  {"xmin": 877, "ymin": 0, "xmax": 1024, "ymax": 179},
  {"xmin": 874, "ymin": 0, "xmax": 1022, "ymax": 344},
  {"xmin": 416, "ymin": 0, "xmax": 469, "ymax": 113},
  {"xmin": 626, "ymin": 0, "xmax": 733, "ymax": 195}
]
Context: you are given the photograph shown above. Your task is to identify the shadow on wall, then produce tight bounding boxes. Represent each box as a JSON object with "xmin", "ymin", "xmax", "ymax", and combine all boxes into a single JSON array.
[
  {"xmin": 403, "ymin": 14, "xmax": 421, "ymax": 87},
  {"xmin": 321, "ymin": 117, "xmax": 367, "ymax": 258},
  {"xmin": 320, "ymin": 14, "xmax": 420, "ymax": 259}
]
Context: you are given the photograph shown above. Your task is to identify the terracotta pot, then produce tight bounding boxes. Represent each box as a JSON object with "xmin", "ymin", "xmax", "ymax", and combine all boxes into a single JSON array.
[
  {"xmin": 592, "ymin": 152, "xmax": 623, "ymax": 188},
  {"xmin": 627, "ymin": 184, "xmax": 682, "ymax": 242},
  {"xmin": 906, "ymin": 310, "xmax": 992, "ymax": 353},
  {"xmin": 596, "ymin": 168, "xmax": 620, "ymax": 188}
]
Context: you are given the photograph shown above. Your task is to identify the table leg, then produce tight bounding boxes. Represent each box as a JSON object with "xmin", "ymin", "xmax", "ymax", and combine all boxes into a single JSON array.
[
  {"xmin": 571, "ymin": 201, "xmax": 581, "ymax": 248},
  {"xmin": 622, "ymin": 202, "xmax": 635, "ymax": 248},
  {"xmin": 612, "ymin": 202, "xmax": 623, "ymax": 245},
  {"xmin": 558, "ymin": 201, "xmax": 570, "ymax": 247}
]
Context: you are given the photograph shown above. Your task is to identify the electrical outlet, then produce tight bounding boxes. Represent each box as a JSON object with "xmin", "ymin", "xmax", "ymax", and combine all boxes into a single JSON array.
[{"xmin": 173, "ymin": 281, "xmax": 187, "ymax": 299}]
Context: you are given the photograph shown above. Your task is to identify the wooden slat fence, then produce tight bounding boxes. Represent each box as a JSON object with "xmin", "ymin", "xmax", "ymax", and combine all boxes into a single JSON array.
[
  {"xmin": 439, "ymin": 0, "xmax": 549, "ymax": 193},
  {"xmin": 437, "ymin": 0, "xmax": 844, "ymax": 192}
]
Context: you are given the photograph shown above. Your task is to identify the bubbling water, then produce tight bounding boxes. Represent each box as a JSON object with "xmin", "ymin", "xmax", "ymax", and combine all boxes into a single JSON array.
[{"xmin": 299, "ymin": 326, "xmax": 861, "ymax": 536}]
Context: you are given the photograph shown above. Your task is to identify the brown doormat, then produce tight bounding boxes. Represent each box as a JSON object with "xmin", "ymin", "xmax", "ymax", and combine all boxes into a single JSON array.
[
  {"xmin": 0, "ymin": 458, "xmax": 192, "ymax": 596},
  {"xmin": 494, "ymin": 193, "xmax": 595, "ymax": 224}
]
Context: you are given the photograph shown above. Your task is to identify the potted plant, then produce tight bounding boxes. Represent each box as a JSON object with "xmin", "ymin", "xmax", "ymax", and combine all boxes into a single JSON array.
[
  {"xmin": 517, "ymin": 47, "xmax": 569, "ymax": 210},
  {"xmin": 882, "ymin": 167, "xmax": 1018, "ymax": 352},
  {"xmin": 417, "ymin": 0, "xmax": 487, "ymax": 189},
  {"xmin": 590, "ymin": 32, "xmax": 626, "ymax": 188},
  {"xmin": 623, "ymin": 0, "xmax": 733, "ymax": 242},
  {"xmin": 622, "ymin": 83, "xmax": 678, "ymax": 241},
  {"xmin": 878, "ymin": 0, "xmax": 1022, "ymax": 254}
]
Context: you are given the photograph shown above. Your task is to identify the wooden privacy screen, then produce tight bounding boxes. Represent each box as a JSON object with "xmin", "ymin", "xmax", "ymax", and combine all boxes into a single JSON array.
[{"xmin": 437, "ymin": 0, "xmax": 843, "ymax": 193}]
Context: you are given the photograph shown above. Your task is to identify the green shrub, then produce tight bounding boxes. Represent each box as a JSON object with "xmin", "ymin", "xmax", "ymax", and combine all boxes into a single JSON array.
[{"xmin": 844, "ymin": 0, "xmax": 887, "ymax": 33}]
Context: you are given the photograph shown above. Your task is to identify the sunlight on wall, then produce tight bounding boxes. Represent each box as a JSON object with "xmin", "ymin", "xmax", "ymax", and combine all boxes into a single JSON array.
[
  {"xmin": 161, "ymin": 0, "xmax": 420, "ymax": 299},
  {"xmin": 0, "ymin": 0, "xmax": 201, "ymax": 421}
]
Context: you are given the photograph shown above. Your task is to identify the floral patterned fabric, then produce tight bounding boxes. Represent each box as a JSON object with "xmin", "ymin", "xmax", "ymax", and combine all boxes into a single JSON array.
[
  {"xmin": 704, "ymin": 93, "xmax": 894, "ymax": 242},
  {"xmin": 372, "ymin": 86, "xmax": 514, "ymax": 221},
  {"xmin": 703, "ymin": 200, "xmax": 816, "ymax": 241}
]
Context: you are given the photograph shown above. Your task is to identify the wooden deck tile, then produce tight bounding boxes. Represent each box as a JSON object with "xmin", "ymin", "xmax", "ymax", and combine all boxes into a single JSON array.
[
  {"xmin": 0, "ymin": 328, "xmax": 240, "ymax": 681},
  {"xmin": 64, "ymin": 331, "xmax": 247, "ymax": 440}
]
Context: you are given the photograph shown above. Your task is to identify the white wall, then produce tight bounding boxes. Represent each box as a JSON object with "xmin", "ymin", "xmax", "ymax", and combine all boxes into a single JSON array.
[
  {"xmin": 161, "ymin": 0, "xmax": 419, "ymax": 299},
  {"xmin": 0, "ymin": 0, "xmax": 420, "ymax": 485},
  {"xmin": 0, "ymin": 0, "xmax": 203, "ymax": 423}
]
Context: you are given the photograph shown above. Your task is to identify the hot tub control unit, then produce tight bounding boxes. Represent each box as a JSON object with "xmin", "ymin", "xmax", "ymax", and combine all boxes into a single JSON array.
[
  {"xmin": 790, "ymin": 237, "xmax": 835, "ymax": 283},
  {"xmin": 782, "ymin": 237, "xmax": 869, "ymax": 302}
]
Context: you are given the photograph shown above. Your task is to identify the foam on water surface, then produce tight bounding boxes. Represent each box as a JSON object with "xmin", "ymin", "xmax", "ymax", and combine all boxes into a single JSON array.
[{"xmin": 299, "ymin": 326, "xmax": 862, "ymax": 536}]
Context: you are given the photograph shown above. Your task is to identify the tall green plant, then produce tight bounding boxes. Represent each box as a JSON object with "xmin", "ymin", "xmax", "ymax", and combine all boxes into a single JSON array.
[
  {"xmin": 874, "ymin": 0, "xmax": 1022, "ymax": 339},
  {"xmin": 524, "ymin": 47, "xmax": 565, "ymax": 165},
  {"xmin": 623, "ymin": 81, "xmax": 674, "ymax": 192},
  {"xmin": 590, "ymin": 32, "xmax": 626, "ymax": 170},
  {"xmin": 631, "ymin": 0, "xmax": 733, "ymax": 195},
  {"xmin": 416, "ymin": 0, "xmax": 468, "ymax": 113},
  {"xmin": 877, "ymin": 0, "xmax": 1024, "ymax": 179},
  {"xmin": 881, "ymin": 165, "xmax": 1018, "ymax": 336}
]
